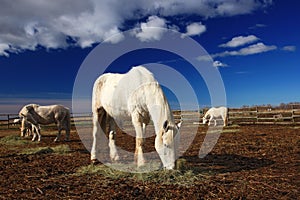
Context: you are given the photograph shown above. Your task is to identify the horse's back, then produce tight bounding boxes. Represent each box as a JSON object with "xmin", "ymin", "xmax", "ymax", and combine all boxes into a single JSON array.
[
  {"xmin": 93, "ymin": 66, "xmax": 157, "ymax": 115},
  {"xmin": 208, "ymin": 106, "xmax": 227, "ymax": 117}
]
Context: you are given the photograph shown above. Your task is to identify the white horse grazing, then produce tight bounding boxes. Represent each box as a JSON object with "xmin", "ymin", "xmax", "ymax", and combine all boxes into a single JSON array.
[
  {"xmin": 203, "ymin": 106, "xmax": 228, "ymax": 127},
  {"xmin": 19, "ymin": 104, "xmax": 71, "ymax": 142},
  {"xmin": 91, "ymin": 66, "xmax": 182, "ymax": 169}
]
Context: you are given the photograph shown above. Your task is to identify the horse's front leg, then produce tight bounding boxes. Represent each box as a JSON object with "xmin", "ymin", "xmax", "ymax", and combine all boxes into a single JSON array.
[
  {"xmin": 91, "ymin": 108, "xmax": 108, "ymax": 164},
  {"xmin": 32, "ymin": 124, "xmax": 41, "ymax": 142},
  {"xmin": 32, "ymin": 131, "xmax": 37, "ymax": 141},
  {"xmin": 208, "ymin": 116, "xmax": 213, "ymax": 126},
  {"xmin": 132, "ymin": 113, "xmax": 145, "ymax": 167}
]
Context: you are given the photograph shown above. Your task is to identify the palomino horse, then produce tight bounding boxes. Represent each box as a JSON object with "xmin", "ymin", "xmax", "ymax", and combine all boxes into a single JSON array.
[
  {"xmin": 91, "ymin": 66, "xmax": 181, "ymax": 169},
  {"xmin": 19, "ymin": 104, "xmax": 71, "ymax": 142},
  {"xmin": 202, "ymin": 106, "xmax": 228, "ymax": 127}
]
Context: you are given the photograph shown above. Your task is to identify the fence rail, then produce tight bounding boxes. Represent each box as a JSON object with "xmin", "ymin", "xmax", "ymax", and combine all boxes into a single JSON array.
[
  {"xmin": 1, "ymin": 106, "xmax": 300, "ymax": 129},
  {"xmin": 228, "ymin": 106, "xmax": 300, "ymax": 125}
]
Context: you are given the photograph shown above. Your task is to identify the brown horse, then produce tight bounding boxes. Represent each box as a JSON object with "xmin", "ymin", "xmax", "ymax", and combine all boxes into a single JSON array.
[{"xmin": 19, "ymin": 104, "xmax": 71, "ymax": 142}]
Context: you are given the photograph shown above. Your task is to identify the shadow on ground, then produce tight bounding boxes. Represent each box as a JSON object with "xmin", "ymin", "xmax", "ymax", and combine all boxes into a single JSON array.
[{"xmin": 182, "ymin": 154, "xmax": 275, "ymax": 174}]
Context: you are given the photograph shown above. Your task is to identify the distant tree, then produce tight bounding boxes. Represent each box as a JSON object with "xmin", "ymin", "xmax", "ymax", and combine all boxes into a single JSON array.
[{"xmin": 279, "ymin": 103, "xmax": 286, "ymax": 109}]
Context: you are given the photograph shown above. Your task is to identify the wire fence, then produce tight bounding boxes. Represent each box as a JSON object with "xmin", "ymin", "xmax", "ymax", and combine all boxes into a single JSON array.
[{"xmin": 1, "ymin": 105, "xmax": 300, "ymax": 130}]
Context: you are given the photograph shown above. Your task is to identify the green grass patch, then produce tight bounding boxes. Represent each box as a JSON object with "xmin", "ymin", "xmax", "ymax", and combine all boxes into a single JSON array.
[
  {"xmin": 20, "ymin": 144, "xmax": 71, "ymax": 155},
  {"xmin": 51, "ymin": 144, "xmax": 71, "ymax": 154},
  {"xmin": 0, "ymin": 135, "xmax": 30, "ymax": 146},
  {"xmin": 290, "ymin": 126, "xmax": 300, "ymax": 129},
  {"xmin": 205, "ymin": 128, "xmax": 240, "ymax": 134},
  {"xmin": 222, "ymin": 128, "xmax": 240, "ymax": 133}
]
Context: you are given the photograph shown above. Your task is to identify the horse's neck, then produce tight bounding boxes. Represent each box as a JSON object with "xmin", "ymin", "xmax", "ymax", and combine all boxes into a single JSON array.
[
  {"xmin": 31, "ymin": 110, "xmax": 49, "ymax": 124},
  {"xmin": 204, "ymin": 111, "xmax": 210, "ymax": 118}
]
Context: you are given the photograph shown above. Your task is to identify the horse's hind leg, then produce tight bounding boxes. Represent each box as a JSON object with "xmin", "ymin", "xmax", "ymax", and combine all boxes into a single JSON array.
[
  {"xmin": 54, "ymin": 122, "xmax": 62, "ymax": 142},
  {"xmin": 132, "ymin": 112, "xmax": 145, "ymax": 167},
  {"xmin": 63, "ymin": 118, "xmax": 70, "ymax": 141}
]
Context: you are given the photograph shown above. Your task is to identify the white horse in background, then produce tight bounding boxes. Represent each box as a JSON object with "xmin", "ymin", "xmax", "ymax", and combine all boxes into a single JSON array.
[
  {"xmin": 203, "ymin": 106, "xmax": 228, "ymax": 127},
  {"xmin": 91, "ymin": 66, "xmax": 182, "ymax": 169},
  {"xmin": 19, "ymin": 104, "xmax": 71, "ymax": 142}
]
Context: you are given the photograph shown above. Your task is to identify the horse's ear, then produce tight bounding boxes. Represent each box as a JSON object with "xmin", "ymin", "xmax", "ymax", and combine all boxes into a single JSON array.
[
  {"xmin": 26, "ymin": 105, "xmax": 34, "ymax": 112},
  {"xmin": 177, "ymin": 121, "xmax": 182, "ymax": 129},
  {"xmin": 163, "ymin": 120, "xmax": 169, "ymax": 132}
]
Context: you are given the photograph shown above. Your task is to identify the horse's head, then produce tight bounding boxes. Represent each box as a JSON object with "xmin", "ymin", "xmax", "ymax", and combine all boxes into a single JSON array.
[
  {"xmin": 156, "ymin": 120, "xmax": 182, "ymax": 170},
  {"xmin": 19, "ymin": 105, "xmax": 36, "ymax": 136},
  {"xmin": 19, "ymin": 116, "xmax": 26, "ymax": 137},
  {"xmin": 202, "ymin": 116, "xmax": 209, "ymax": 124}
]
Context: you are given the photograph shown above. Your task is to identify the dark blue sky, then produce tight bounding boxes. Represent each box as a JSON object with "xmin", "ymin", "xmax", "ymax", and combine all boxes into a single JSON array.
[{"xmin": 0, "ymin": 0, "xmax": 299, "ymax": 113}]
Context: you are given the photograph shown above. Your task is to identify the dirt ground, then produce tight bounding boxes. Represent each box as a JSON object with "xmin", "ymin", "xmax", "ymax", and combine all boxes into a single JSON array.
[{"xmin": 0, "ymin": 124, "xmax": 299, "ymax": 199}]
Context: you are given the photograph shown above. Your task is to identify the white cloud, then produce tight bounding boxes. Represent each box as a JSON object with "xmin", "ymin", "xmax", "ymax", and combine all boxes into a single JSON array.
[
  {"xmin": 213, "ymin": 42, "xmax": 277, "ymax": 57},
  {"xmin": 213, "ymin": 60, "xmax": 228, "ymax": 67},
  {"xmin": 133, "ymin": 16, "xmax": 167, "ymax": 42},
  {"xmin": 282, "ymin": 45, "xmax": 296, "ymax": 52},
  {"xmin": 196, "ymin": 55, "xmax": 212, "ymax": 61},
  {"xmin": 0, "ymin": 0, "xmax": 273, "ymax": 56},
  {"xmin": 181, "ymin": 22, "xmax": 206, "ymax": 38},
  {"xmin": 0, "ymin": 43, "xmax": 10, "ymax": 57},
  {"xmin": 219, "ymin": 35, "xmax": 260, "ymax": 48},
  {"xmin": 249, "ymin": 23, "xmax": 267, "ymax": 29}
]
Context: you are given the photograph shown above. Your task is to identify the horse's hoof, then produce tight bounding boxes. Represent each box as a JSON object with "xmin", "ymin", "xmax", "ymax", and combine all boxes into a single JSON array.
[{"xmin": 91, "ymin": 159, "xmax": 100, "ymax": 165}]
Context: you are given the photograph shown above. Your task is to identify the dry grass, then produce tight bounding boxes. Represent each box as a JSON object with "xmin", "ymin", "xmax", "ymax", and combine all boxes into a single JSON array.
[
  {"xmin": 20, "ymin": 144, "xmax": 71, "ymax": 155},
  {"xmin": 0, "ymin": 135, "xmax": 29, "ymax": 146},
  {"xmin": 74, "ymin": 161, "xmax": 204, "ymax": 186}
]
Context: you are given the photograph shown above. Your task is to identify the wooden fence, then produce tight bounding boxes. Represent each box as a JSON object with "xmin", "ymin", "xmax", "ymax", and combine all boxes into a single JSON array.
[
  {"xmin": 228, "ymin": 105, "xmax": 300, "ymax": 125},
  {"xmin": 1, "ymin": 105, "xmax": 300, "ymax": 129}
]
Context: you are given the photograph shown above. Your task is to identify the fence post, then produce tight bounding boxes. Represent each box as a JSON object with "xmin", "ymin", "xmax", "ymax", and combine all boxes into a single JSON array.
[
  {"xmin": 291, "ymin": 105, "xmax": 295, "ymax": 123},
  {"xmin": 7, "ymin": 114, "xmax": 9, "ymax": 129},
  {"xmin": 256, "ymin": 106, "xmax": 258, "ymax": 124}
]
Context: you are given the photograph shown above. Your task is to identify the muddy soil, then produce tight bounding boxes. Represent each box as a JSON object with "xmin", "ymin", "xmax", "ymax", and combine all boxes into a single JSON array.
[{"xmin": 0, "ymin": 125, "xmax": 298, "ymax": 199}]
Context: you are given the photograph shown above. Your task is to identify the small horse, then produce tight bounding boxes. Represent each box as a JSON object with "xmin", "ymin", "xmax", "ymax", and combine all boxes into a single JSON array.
[
  {"xmin": 19, "ymin": 104, "xmax": 71, "ymax": 142},
  {"xmin": 21, "ymin": 119, "xmax": 40, "ymax": 137},
  {"xmin": 91, "ymin": 66, "xmax": 182, "ymax": 169},
  {"xmin": 203, "ymin": 106, "xmax": 228, "ymax": 127}
]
